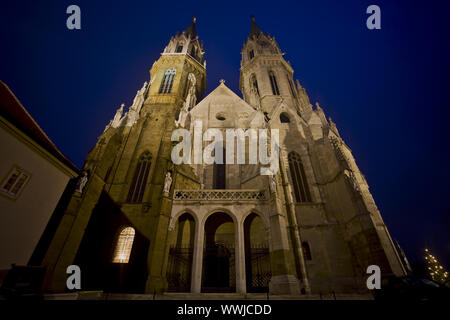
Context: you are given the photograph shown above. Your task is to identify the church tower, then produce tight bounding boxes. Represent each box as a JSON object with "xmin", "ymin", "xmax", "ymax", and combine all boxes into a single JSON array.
[
  {"xmin": 37, "ymin": 17, "xmax": 407, "ymax": 297},
  {"xmin": 39, "ymin": 18, "xmax": 207, "ymax": 294},
  {"xmin": 240, "ymin": 17, "xmax": 303, "ymax": 114},
  {"xmin": 238, "ymin": 17, "xmax": 408, "ymax": 293}
]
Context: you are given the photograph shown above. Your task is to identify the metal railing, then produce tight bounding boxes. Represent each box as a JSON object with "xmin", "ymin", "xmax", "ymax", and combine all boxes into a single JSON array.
[{"xmin": 173, "ymin": 189, "xmax": 267, "ymax": 201}]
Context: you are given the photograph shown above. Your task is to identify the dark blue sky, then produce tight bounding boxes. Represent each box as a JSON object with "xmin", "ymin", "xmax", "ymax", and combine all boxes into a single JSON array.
[{"xmin": 1, "ymin": 0, "xmax": 449, "ymax": 266}]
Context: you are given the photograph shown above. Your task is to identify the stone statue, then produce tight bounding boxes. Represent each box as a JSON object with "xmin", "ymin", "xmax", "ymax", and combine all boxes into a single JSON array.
[
  {"xmin": 269, "ymin": 174, "xmax": 277, "ymax": 194},
  {"xmin": 75, "ymin": 171, "xmax": 88, "ymax": 193},
  {"xmin": 112, "ymin": 104, "xmax": 124, "ymax": 127},
  {"xmin": 163, "ymin": 171, "xmax": 172, "ymax": 195},
  {"xmin": 104, "ymin": 103, "xmax": 125, "ymax": 132},
  {"xmin": 249, "ymin": 82, "xmax": 262, "ymax": 111},
  {"xmin": 124, "ymin": 81, "xmax": 148, "ymax": 127},
  {"xmin": 185, "ymin": 73, "xmax": 197, "ymax": 107},
  {"xmin": 130, "ymin": 81, "xmax": 148, "ymax": 113},
  {"xmin": 175, "ymin": 101, "xmax": 190, "ymax": 128},
  {"xmin": 126, "ymin": 107, "xmax": 138, "ymax": 126},
  {"xmin": 140, "ymin": 81, "xmax": 148, "ymax": 93},
  {"xmin": 105, "ymin": 81, "xmax": 148, "ymax": 131},
  {"xmin": 175, "ymin": 73, "xmax": 196, "ymax": 128}
]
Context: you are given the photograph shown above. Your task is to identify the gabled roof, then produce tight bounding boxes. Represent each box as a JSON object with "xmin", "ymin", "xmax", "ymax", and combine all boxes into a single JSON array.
[
  {"xmin": 191, "ymin": 80, "xmax": 256, "ymax": 114},
  {"xmin": 0, "ymin": 81, "xmax": 79, "ymax": 174}
]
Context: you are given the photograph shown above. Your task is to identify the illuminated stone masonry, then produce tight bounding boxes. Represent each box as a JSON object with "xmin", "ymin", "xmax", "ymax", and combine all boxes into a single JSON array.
[{"xmin": 40, "ymin": 17, "xmax": 408, "ymax": 297}]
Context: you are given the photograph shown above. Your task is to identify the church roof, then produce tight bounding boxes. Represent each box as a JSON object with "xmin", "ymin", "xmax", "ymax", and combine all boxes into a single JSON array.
[
  {"xmin": 183, "ymin": 17, "xmax": 198, "ymax": 38},
  {"xmin": 192, "ymin": 80, "xmax": 255, "ymax": 112},
  {"xmin": 249, "ymin": 17, "xmax": 264, "ymax": 38},
  {"xmin": 190, "ymin": 80, "xmax": 259, "ymax": 125},
  {"xmin": 0, "ymin": 81, "xmax": 79, "ymax": 174}
]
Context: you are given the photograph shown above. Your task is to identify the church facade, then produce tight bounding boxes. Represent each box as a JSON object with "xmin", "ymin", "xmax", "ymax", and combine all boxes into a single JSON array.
[{"xmin": 38, "ymin": 18, "xmax": 408, "ymax": 296}]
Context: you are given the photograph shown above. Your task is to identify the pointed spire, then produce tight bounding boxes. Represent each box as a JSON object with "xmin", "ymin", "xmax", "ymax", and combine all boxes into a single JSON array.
[
  {"xmin": 183, "ymin": 16, "xmax": 198, "ymax": 39},
  {"xmin": 249, "ymin": 16, "xmax": 264, "ymax": 38}
]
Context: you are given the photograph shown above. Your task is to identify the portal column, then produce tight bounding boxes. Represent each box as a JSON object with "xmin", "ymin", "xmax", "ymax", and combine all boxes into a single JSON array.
[
  {"xmin": 191, "ymin": 219, "xmax": 204, "ymax": 293},
  {"xmin": 235, "ymin": 219, "xmax": 246, "ymax": 294}
]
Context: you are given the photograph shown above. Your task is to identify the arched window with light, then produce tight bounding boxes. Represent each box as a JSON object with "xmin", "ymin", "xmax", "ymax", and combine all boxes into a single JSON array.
[
  {"xmin": 288, "ymin": 151, "xmax": 312, "ymax": 203},
  {"xmin": 113, "ymin": 227, "xmax": 135, "ymax": 263},
  {"xmin": 269, "ymin": 71, "xmax": 280, "ymax": 95},
  {"xmin": 159, "ymin": 68, "xmax": 176, "ymax": 94},
  {"xmin": 127, "ymin": 151, "xmax": 152, "ymax": 203}
]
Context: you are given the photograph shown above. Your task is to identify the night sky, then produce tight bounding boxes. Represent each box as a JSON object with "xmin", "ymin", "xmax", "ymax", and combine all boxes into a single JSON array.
[{"xmin": 1, "ymin": 0, "xmax": 449, "ymax": 267}]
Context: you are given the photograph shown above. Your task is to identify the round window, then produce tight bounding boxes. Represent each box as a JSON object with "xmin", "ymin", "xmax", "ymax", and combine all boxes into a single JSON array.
[{"xmin": 216, "ymin": 113, "xmax": 226, "ymax": 121}]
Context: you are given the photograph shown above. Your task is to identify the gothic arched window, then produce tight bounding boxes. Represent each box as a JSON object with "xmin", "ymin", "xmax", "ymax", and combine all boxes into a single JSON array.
[
  {"xmin": 250, "ymin": 74, "xmax": 259, "ymax": 96},
  {"xmin": 249, "ymin": 50, "xmax": 254, "ymax": 60},
  {"xmin": 302, "ymin": 241, "xmax": 312, "ymax": 260},
  {"xmin": 280, "ymin": 112, "xmax": 290, "ymax": 123},
  {"xmin": 269, "ymin": 71, "xmax": 280, "ymax": 95},
  {"xmin": 113, "ymin": 227, "xmax": 135, "ymax": 263},
  {"xmin": 127, "ymin": 151, "xmax": 152, "ymax": 203},
  {"xmin": 159, "ymin": 68, "xmax": 176, "ymax": 94},
  {"xmin": 288, "ymin": 151, "xmax": 312, "ymax": 202}
]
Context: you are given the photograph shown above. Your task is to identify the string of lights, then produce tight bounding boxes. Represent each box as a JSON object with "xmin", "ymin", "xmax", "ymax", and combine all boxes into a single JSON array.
[{"xmin": 425, "ymin": 248, "xmax": 449, "ymax": 285}]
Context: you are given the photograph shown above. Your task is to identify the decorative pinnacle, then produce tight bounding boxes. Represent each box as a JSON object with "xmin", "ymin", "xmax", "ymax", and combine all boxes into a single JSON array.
[
  {"xmin": 251, "ymin": 15, "xmax": 255, "ymax": 22},
  {"xmin": 193, "ymin": 16, "xmax": 196, "ymax": 23}
]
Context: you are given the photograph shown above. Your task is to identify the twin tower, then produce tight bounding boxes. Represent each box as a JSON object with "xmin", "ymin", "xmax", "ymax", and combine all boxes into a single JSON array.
[{"xmin": 37, "ymin": 18, "xmax": 408, "ymax": 297}]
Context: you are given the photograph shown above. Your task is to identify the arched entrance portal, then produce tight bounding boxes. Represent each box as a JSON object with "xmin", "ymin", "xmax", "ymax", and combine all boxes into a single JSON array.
[
  {"xmin": 202, "ymin": 212, "xmax": 235, "ymax": 292},
  {"xmin": 244, "ymin": 213, "xmax": 271, "ymax": 292},
  {"xmin": 166, "ymin": 213, "xmax": 195, "ymax": 292}
]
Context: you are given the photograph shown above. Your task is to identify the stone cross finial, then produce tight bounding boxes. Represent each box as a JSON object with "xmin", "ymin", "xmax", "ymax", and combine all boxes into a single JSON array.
[{"xmin": 219, "ymin": 79, "xmax": 225, "ymax": 84}]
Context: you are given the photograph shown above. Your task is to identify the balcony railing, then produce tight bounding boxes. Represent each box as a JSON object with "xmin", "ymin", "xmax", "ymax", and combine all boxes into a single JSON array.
[{"xmin": 173, "ymin": 189, "xmax": 267, "ymax": 201}]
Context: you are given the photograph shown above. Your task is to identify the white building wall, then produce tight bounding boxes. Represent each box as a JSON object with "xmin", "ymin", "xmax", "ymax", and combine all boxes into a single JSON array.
[{"xmin": 0, "ymin": 119, "xmax": 74, "ymax": 269}]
